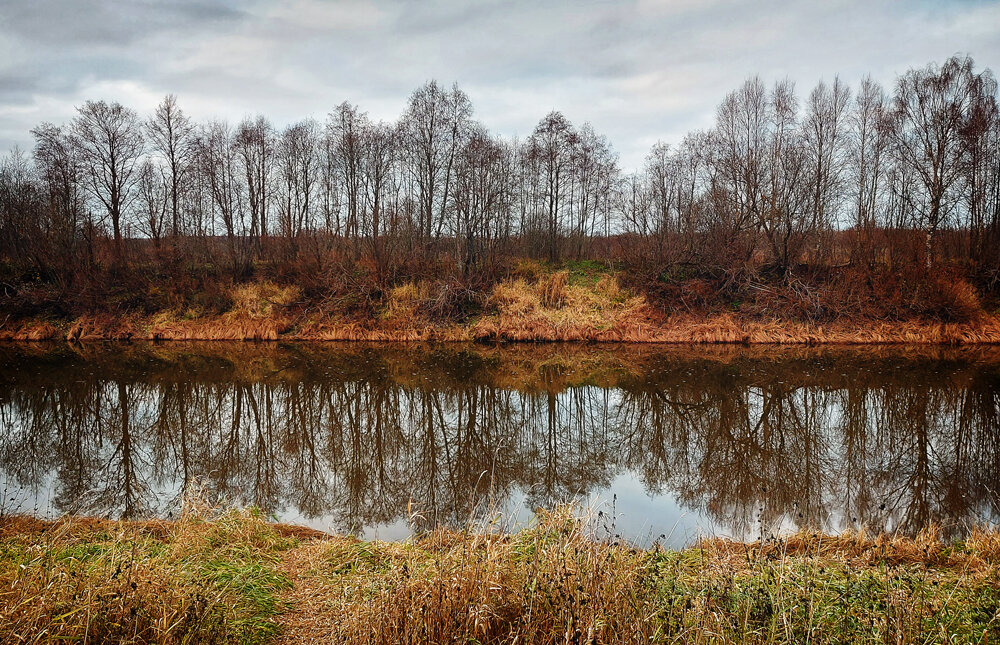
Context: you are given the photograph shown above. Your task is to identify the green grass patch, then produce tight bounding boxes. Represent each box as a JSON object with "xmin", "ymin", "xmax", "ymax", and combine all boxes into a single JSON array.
[
  {"xmin": 195, "ymin": 559, "xmax": 290, "ymax": 644},
  {"xmin": 562, "ymin": 259, "xmax": 613, "ymax": 286}
]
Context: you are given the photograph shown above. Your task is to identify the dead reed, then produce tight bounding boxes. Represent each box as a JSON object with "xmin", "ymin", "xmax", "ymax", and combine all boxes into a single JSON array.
[
  {"xmin": 279, "ymin": 509, "xmax": 1000, "ymax": 644},
  {"xmin": 1, "ymin": 507, "xmax": 998, "ymax": 644}
]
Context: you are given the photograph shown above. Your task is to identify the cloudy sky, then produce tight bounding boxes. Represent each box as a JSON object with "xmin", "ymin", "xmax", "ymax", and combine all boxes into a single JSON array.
[{"xmin": 1, "ymin": 0, "xmax": 997, "ymax": 169}]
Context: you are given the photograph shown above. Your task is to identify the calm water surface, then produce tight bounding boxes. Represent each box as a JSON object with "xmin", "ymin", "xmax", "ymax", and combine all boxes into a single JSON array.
[{"xmin": 1, "ymin": 342, "xmax": 998, "ymax": 546}]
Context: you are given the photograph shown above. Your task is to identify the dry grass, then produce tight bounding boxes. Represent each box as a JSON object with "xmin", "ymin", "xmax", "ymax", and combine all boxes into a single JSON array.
[
  {"xmin": 0, "ymin": 509, "xmax": 304, "ymax": 644},
  {"xmin": 475, "ymin": 273, "xmax": 647, "ymax": 341},
  {"xmin": 536, "ymin": 270, "xmax": 569, "ymax": 307},
  {"xmin": 382, "ymin": 281, "xmax": 429, "ymax": 321},
  {"xmin": 7, "ymin": 310, "xmax": 1000, "ymax": 343},
  {"xmin": 4, "ymin": 270, "xmax": 1000, "ymax": 343},
  {"xmin": 1, "ymin": 508, "xmax": 998, "ymax": 644},
  {"xmin": 229, "ymin": 282, "xmax": 301, "ymax": 320},
  {"xmin": 698, "ymin": 524, "xmax": 1000, "ymax": 570},
  {"xmin": 595, "ymin": 273, "xmax": 623, "ymax": 301},
  {"xmin": 280, "ymin": 509, "xmax": 1000, "ymax": 644}
]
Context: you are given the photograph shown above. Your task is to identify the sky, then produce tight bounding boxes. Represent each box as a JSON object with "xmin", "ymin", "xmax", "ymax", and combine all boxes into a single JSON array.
[{"xmin": 0, "ymin": 0, "xmax": 998, "ymax": 170}]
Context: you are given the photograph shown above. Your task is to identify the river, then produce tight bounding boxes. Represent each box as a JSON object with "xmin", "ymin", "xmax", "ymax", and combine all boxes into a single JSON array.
[{"xmin": 1, "ymin": 342, "xmax": 998, "ymax": 547}]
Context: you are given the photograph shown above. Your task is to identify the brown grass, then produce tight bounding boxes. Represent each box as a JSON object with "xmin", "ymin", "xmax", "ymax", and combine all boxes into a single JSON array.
[
  {"xmin": 536, "ymin": 269, "xmax": 569, "ymax": 307},
  {"xmin": 3, "ymin": 273, "xmax": 1000, "ymax": 343},
  {"xmin": 475, "ymin": 273, "xmax": 648, "ymax": 341},
  {"xmin": 6, "ymin": 310, "xmax": 1000, "ymax": 343},
  {"xmin": 699, "ymin": 524, "xmax": 1000, "ymax": 570},
  {"xmin": 382, "ymin": 281, "xmax": 425, "ymax": 319},
  {"xmin": 229, "ymin": 281, "xmax": 301, "ymax": 320},
  {"xmin": 1, "ymin": 508, "xmax": 999, "ymax": 644},
  {"xmin": 0, "ymin": 510, "xmax": 304, "ymax": 644},
  {"xmin": 275, "ymin": 510, "xmax": 1000, "ymax": 644}
]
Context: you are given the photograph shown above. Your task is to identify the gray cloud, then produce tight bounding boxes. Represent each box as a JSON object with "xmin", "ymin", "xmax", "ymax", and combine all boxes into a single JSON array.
[
  {"xmin": 0, "ymin": 0, "xmax": 997, "ymax": 169},
  {"xmin": 1, "ymin": 0, "xmax": 248, "ymax": 46}
]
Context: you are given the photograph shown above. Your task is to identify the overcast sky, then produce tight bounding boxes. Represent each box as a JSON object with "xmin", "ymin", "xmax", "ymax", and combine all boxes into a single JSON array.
[{"xmin": 1, "ymin": 0, "xmax": 997, "ymax": 170}]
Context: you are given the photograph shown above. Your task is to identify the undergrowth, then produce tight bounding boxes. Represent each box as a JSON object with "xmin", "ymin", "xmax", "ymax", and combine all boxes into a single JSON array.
[{"xmin": 5, "ymin": 260, "xmax": 1000, "ymax": 342}]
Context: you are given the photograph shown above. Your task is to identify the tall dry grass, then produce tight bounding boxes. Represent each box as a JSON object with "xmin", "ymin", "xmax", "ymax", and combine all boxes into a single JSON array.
[
  {"xmin": 3, "ymin": 271, "xmax": 1000, "ymax": 343},
  {"xmin": 279, "ymin": 508, "xmax": 1000, "ymax": 644},
  {"xmin": 474, "ymin": 273, "xmax": 648, "ymax": 341},
  {"xmin": 536, "ymin": 270, "xmax": 569, "ymax": 307},
  {"xmin": 6, "ymin": 310, "xmax": 1000, "ymax": 343},
  {"xmin": 1, "ymin": 506, "xmax": 999, "ymax": 644},
  {"xmin": 229, "ymin": 281, "xmax": 301, "ymax": 320}
]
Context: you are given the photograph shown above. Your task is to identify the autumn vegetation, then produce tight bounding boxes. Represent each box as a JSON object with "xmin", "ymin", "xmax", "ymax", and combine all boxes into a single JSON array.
[
  {"xmin": 1, "ymin": 56, "xmax": 999, "ymax": 342},
  {"xmin": 4, "ymin": 52, "xmax": 1000, "ymax": 644},
  {"xmin": 1, "ymin": 505, "xmax": 998, "ymax": 643}
]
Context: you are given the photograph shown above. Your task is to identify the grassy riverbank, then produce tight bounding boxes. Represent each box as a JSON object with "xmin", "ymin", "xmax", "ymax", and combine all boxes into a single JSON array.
[
  {"xmin": 3, "ymin": 261, "xmax": 1000, "ymax": 344},
  {"xmin": 1, "ymin": 509, "xmax": 998, "ymax": 644}
]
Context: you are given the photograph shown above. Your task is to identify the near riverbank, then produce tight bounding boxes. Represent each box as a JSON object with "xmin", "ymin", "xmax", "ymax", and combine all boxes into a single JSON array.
[{"xmin": 1, "ymin": 508, "xmax": 998, "ymax": 644}]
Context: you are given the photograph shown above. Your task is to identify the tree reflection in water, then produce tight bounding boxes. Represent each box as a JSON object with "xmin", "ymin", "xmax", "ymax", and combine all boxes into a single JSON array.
[{"xmin": 0, "ymin": 343, "xmax": 998, "ymax": 543}]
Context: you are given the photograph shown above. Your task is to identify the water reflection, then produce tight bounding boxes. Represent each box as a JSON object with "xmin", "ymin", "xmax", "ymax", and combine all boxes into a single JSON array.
[{"xmin": 1, "ymin": 343, "xmax": 998, "ymax": 545}]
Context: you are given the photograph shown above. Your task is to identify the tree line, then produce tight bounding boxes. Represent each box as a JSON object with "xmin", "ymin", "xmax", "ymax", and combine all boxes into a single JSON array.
[{"xmin": 1, "ymin": 55, "xmax": 998, "ymax": 306}]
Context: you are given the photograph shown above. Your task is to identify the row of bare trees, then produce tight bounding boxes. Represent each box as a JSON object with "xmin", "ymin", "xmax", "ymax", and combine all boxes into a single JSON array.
[
  {"xmin": 1, "ymin": 57, "xmax": 998, "ymax": 292},
  {"xmin": 625, "ymin": 56, "xmax": 1000, "ymax": 282}
]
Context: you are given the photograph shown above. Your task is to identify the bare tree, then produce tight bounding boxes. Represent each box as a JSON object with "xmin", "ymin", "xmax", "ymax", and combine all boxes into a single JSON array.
[
  {"xmin": 31, "ymin": 123, "xmax": 86, "ymax": 263},
  {"xmin": 802, "ymin": 77, "xmax": 850, "ymax": 259},
  {"xmin": 761, "ymin": 79, "xmax": 809, "ymax": 274},
  {"xmin": 72, "ymin": 100, "xmax": 144, "ymax": 262},
  {"xmin": 328, "ymin": 102, "xmax": 368, "ymax": 255},
  {"xmin": 0, "ymin": 150, "xmax": 44, "ymax": 271},
  {"xmin": 360, "ymin": 120, "xmax": 397, "ymax": 280},
  {"xmin": 713, "ymin": 77, "xmax": 770, "ymax": 271},
  {"xmin": 146, "ymin": 95, "xmax": 194, "ymax": 238},
  {"xmin": 403, "ymin": 81, "xmax": 472, "ymax": 251},
  {"xmin": 318, "ymin": 117, "xmax": 343, "ymax": 236},
  {"xmin": 847, "ymin": 77, "xmax": 891, "ymax": 263},
  {"xmin": 196, "ymin": 120, "xmax": 246, "ymax": 270},
  {"xmin": 137, "ymin": 159, "xmax": 168, "ymax": 248},
  {"xmin": 234, "ymin": 115, "xmax": 274, "ymax": 250},
  {"xmin": 276, "ymin": 119, "xmax": 320, "ymax": 253},
  {"xmin": 527, "ymin": 111, "xmax": 578, "ymax": 262},
  {"xmin": 571, "ymin": 124, "xmax": 618, "ymax": 258},
  {"xmin": 892, "ymin": 56, "xmax": 982, "ymax": 268},
  {"xmin": 959, "ymin": 68, "xmax": 1000, "ymax": 280},
  {"xmin": 675, "ymin": 132, "xmax": 712, "ymax": 261},
  {"xmin": 619, "ymin": 170, "xmax": 653, "ymax": 245},
  {"xmin": 452, "ymin": 126, "xmax": 514, "ymax": 275}
]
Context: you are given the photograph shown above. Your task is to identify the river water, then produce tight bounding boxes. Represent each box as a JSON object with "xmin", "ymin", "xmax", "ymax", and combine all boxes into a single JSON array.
[{"xmin": 1, "ymin": 342, "xmax": 998, "ymax": 546}]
